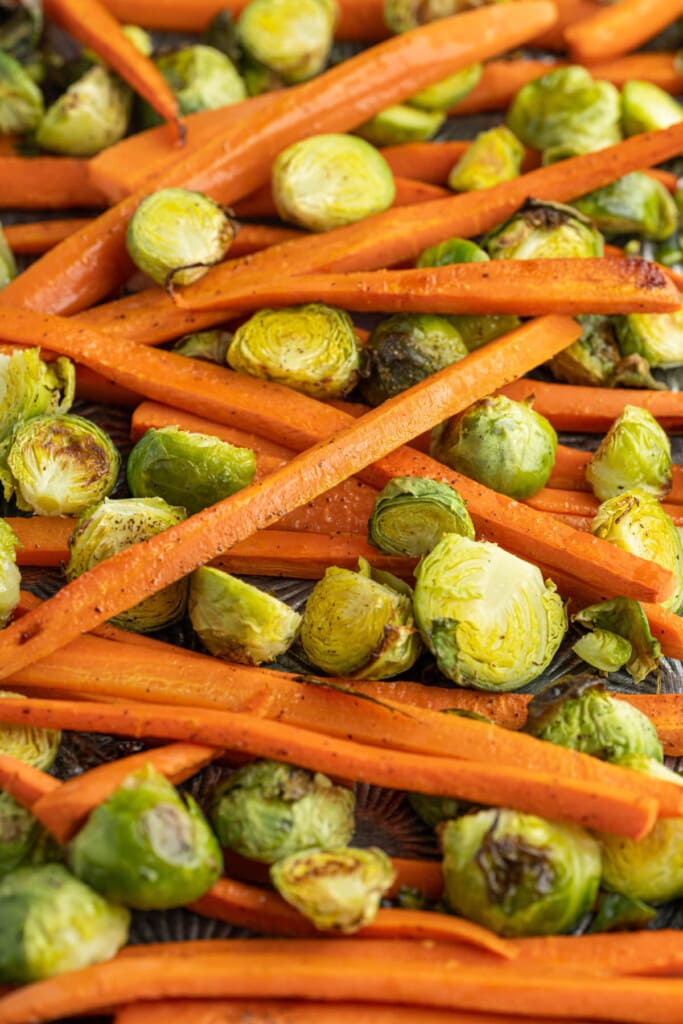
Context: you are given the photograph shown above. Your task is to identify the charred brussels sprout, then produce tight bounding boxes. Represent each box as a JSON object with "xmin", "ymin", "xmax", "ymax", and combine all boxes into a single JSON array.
[
  {"xmin": 0, "ymin": 522, "xmax": 20, "ymax": 629},
  {"xmin": 507, "ymin": 65, "xmax": 622, "ymax": 156},
  {"xmin": 0, "ymin": 51, "xmax": 43, "ymax": 134},
  {"xmin": 0, "ymin": 864, "xmax": 130, "ymax": 983},
  {"xmin": 574, "ymin": 173, "xmax": 678, "ymax": 242},
  {"xmin": 5, "ymin": 414, "xmax": 119, "ymax": 516},
  {"xmin": 621, "ymin": 81, "xmax": 683, "ymax": 136},
  {"xmin": 526, "ymin": 680, "xmax": 663, "ymax": 763},
  {"xmin": 572, "ymin": 599, "xmax": 661, "ymax": 684},
  {"xmin": 548, "ymin": 315, "xmax": 621, "ymax": 387},
  {"xmin": 615, "ymin": 309, "xmax": 683, "ymax": 369},
  {"xmin": 416, "ymin": 237, "xmax": 489, "ymax": 268},
  {"xmin": 153, "ymin": 45, "xmax": 246, "ymax": 117},
  {"xmin": 354, "ymin": 104, "xmax": 445, "ymax": 146},
  {"xmin": 300, "ymin": 558, "xmax": 422, "ymax": 679},
  {"xmin": 0, "ymin": 224, "xmax": 16, "ymax": 290},
  {"xmin": 484, "ymin": 199, "xmax": 604, "ymax": 260},
  {"xmin": 441, "ymin": 810, "xmax": 602, "ymax": 937},
  {"xmin": 448, "ymin": 125, "xmax": 524, "ymax": 192},
  {"xmin": 189, "ymin": 566, "xmax": 301, "ymax": 665},
  {"xmin": 66, "ymin": 497, "xmax": 188, "ymax": 632},
  {"xmin": 68, "ymin": 765, "xmax": 222, "ymax": 910},
  {"xmin": 228, "ymin": 304, "xmax": 360, "ymax": 400},
  {"xmin": 431, "ymin": 395, "xmax": 557, "ymax": 500},
  {"xmin": 368, "ymin": 476, "xmax": 474, "ymax": 557},
  {"xmin": 127, "ymin": 426, "xmax": 255, "ymax": 515},
  {"xmin": 359, "ymin": 313, "xmax": 467, "ymax": 406},
  {"xmin": 211, "ymin": 760, "xmax": 355, "ymax": 863},
  {"xmin": 237, "ymin": 0, "xmax": 335, "ymax": 83},
  {"xmin": 592, "ymin": 489, "xmax": 683, "ymax": 612},
  {"xmin": 409, "ymin": 63, "xmax": 482, "ymax": 112},
  {"xmin": 127, "ymin": 188, "xmax": 235, "ymax": 289},
  {"xmin": 273, "ymin": 134, "xmax": 395, "ymax": 232},
  {"xmin": 0, "ymin": 348, "xmax": 75, "ymax": 446},
  {"xmin": 271, "ymin": 847, "xmax": 395, "ymax": 933},
  {"xmin": 447, "ymin": 314, "xmax": 521, "ymax": 352},
  {"xmin": 384, "ymin": 0, "xmax": 507, "ymax": 33},
  {"xmin": 586, "ymin": 405, "xmax": 671, "ymax": 502},
  {"xmin": 0, "ymin": 0, "xmax": 42, "ymax": 61},
  {"xmin": 36, "ymin": 65, "xmax": 130, "ymax": 156},
  {"xmin": 173, "ymin": 329, "xmax": 232, "ymax": 364},
  {"xmin": 0, "ymin": 689, "xmax": 61, "ymax": 770},
  {"xmin": 414, "ymin": 534, "xmax": 566, "ymax": 690}
]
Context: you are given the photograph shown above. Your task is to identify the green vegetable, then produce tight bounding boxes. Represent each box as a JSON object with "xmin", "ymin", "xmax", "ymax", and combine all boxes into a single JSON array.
[
  {"xmin": 0, "ymin": 224, "xmax": 16, "ymax": 291},
  {"xmin": 0, "ymin": 794, "xmax": 44, "ymax": 878},
  {"xmin": 574, "ymin": 172, "xmax": 679, "ymax": 242},
  {"xmin": 442, "ymin": 809, "xmax": 602, "ymax": 937},
  {"xmin": 271, "ymin": 847, "xmax": 395, "ymax": 933},
  {"xmin": 416, "ymin": 238, "xmax": 490, "ymax": 268},
  {"xmin": 228, "ymin": 303, "xmax": 360, "ymax": 400},
  {"xmin": 621, "ymin": 80, "xmax": 683, "ymax": 135},
  {"xmin": 36, "ymin": 65, "xmax": 130, "ymax": 157},
  {"xmin": 585, "ymin": 405, "xmax": 671, "ymax": 502},
  {"xmin": 413, "ymin": 534, "xmax": 566, "ymax": 691},
  {"xmin": 588, "ymin": 891, "xmax": 656, "ymax": 933},
  {"xmin": 572, "ymin": 599, "xmax": 661, "ymax": 685},
  {"xmin": 126, "ymin": 188, "xmax": 235, "ymax": 288},
  {"xmin": 548, "ymin": 315, "xmax": 621, "ymax": 387},
  {"xmin": 354, "ymin": 104, "xmax": 445, "ymax": 146},
  {"xmin": 210, "ymin": 760, "xmax": 355, "ymax": 864},
  {"xmin": 484, "ymin": 199, "xmax": 604, "ymax": 260},
  {"xmin": 409, "ymin": 63, "xmax": 482, "ymax": 112},
  {"xmin": 0, "ymin": 864, "xmax": 129, "ymax": 983},
  {"xmin": 0, "ymin": 348, "xmax": 75, "ymax": 447},
  {"xmin": 0, "ymin": 689, "xmax": 61, "ymax": 770},
  {"xmin": 0, "ymin": 0, "xmax": 42, "ymax": 61},
  {"xmin": 0, "ymin": 522, "xmax": 20, "ymax": 629},
  {"xmin": 237, "ymin": 0, "xmax": 336, "ymax": 83},
  {"xmin": 368, "ymin": 476, "xmax": 474, "ymax": 557},
  {"xmin": 408, "ymin": 790, "xmax": 463, "ymax": 828},
  {"xmin": 615, "ymin": 308, "xmax": 683, "ymax": 369},
  {"xmin": 68, "ymin": 765, "xmax": 223, "ymax": 910},
  {"xmin": 153, "ymin": 45, "xmax": 246, "ymax": 118},
  {"xmin": 0, "ymin": 51, "xmax": 43, "ymax": 134},
  {"xmin": 448, "ymin": 125, "xmax": 524, "ymax": 192},
  {"xmin": 571, "ymin": 629, "xmax": 632, "ymax": 674},
  {"xmin": 126, "ymin": 426, "xmax": 255, "ymax": 516},
  {"xmin": 447, "ymin": 314, "xmax": 521, "ymax": 353},
  {"xmin": 172, "ymin": 329, "xmax": 233, "ymax": 364},
  {"xmin": 384, "ymin": 0, "xmax": 508, "ymax": 33}
]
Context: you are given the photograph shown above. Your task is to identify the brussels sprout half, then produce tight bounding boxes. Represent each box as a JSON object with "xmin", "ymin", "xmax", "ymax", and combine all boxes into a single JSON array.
[
  {"xmin": 442, "ymin": 809, "xmax": 602, "ymax": 937},
  {"xmin": 574, "ymin": 173, "xmax": 678, "ymax": 242},
  {"xmin": 572, "ymin": 599, "xmax": 661, "ymax": 686},
  {"xmin": 447, "ymin": 314, "xmax": 521, "ymax": 353},
  {"xmin": 211, "ymin": 760, "xmax": 355, "ymax": 864},
  {"xmin": 571, "ymin": 629, "xmax": 632, "ymax": 675},
  {"xmin": 409, "ymin": 63, "xmax": 482, "ymax": 112},
  {"xmin": 484, "ymin": 199, "xmax": 604, "ymax": 261},
  {"xmin": 548, "ymin": 315, "xmax": 621, "ymax": 387},
  {"xmin": 615, "ymin": 309, "xmax": 683, "ymax": 369},
  {"xmin": 153, "ymin": 45, "xmax": 246, "ymax": 118},
  {"xmin": 585, "ymin": 405, "xmax": 671, "ymax": 502},
  {"xmin": 237, "ymin": 0, "xmax": 335, "ymax": 83},
  {"xmin": 0, "ymin": 0, "xmax": 42, "ymax": 61},
  {"xmin": 416, "ymin": 238, "xmax": 490, "ymax": 268},
  {"xmin": 272, "ymin": 134, "xmax": 396, "ymax": 232},
  {"xmin": 271, "ymin": 847, "xmax": 395, "ymax": 933},
  {"xmin": 36, "ymin": 65, "xmax": 130, "ymax": 157},
  {"xmin": 0, "ymin": 792, "xmax": 44, "ymax": 878},
  {"xmin": 0, "ymin": 224, "xmax": 16, "ymax": 291},
  {"xmin": 0, "ymin": 348, "xmax": 75, "ymax": 447},
  {"xmin": 0, "ymin": 50, "xmax": 43, "ymax": 134},
  {"xmin": 0, "ymin": 863, "xmax": 130, "ymax": 983},
  {"xmin": 0, "ymin": 690, "xmax": 61, "ymax": 770},
  {"xmin": 448, "ymin": 125, "xmax": 524, "ymax": 193},
  {"xmin": 621, "ymin": 80, "xmax": 683, "ymax": 136},
  {"xmin": 0, "ymin": 522, "xmax": 20, "ymax": 629},
  {"xmin": 368, "ymin": 476, "xmax": 474, "ymax": 557},
  {"xmin": 354, "ymin": 104, "xmax": 445, "ymax": 147},
  {"xmin": 172, "ymin": 329, "xmax": 233, "ymax": 364}
]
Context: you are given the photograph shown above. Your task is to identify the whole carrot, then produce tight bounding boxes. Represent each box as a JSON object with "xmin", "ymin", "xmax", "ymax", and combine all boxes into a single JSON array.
[{"xmin": 565, "ymin": 0, "xmax": 683, "ymax": 64}]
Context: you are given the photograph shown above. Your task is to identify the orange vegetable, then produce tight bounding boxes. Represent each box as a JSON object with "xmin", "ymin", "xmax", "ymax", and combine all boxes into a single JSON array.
[
  {"xmin": 3, "ymin": 219, "xmax": 93, "ymax": 254},
  {"xmin": 565, "ymin": 0, "xmax": 683, "ymax": 64},
  {"xmin": 0, "ymin": 753, "xmax": 59, "ymax": 808},
  {"xmin": 526, "ymin": 487, "xmax": 683, "ymax": 527},
  {"xmin": 0, "ymin": 157, "xmax": 105, "ymax": 209}
]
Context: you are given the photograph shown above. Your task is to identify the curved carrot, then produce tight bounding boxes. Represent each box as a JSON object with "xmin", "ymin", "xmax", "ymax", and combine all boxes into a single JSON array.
[
  {"xmin": 0, "ymin": 157, "xmax": 105, "ymax": 210},
  {"xmin": 0, "ymin": 753, "xmax": 59, "ymax": 808},
  {"xmin": 3, "ymin": 219, "xmax": 93, "ymax": 254},
  {"xmin": 565, "ymin": 0, "xmax": 683, "ymax": 64}
]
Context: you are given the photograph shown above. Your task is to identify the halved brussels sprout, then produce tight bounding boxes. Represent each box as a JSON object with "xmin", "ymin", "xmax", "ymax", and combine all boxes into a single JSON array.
[
  {"xmin": 571, "ymin": 629, "xmax": 632, "ymax": 674},
  {"xmin": 271, "ymin": 847, "xmax": 395, "ymax": 933},
  {"xmin": 525, "ymin": 679, "xmax": 663, "ymax": 763},
  {"xmin": 121, "ymin": 24, "xmax": 153, "ymax": 57},
  {"xmin": 237, "ymin": 0, "xmax": 335, "ymax": 83},
  {"xmin": 621, "ymin": 80, "xmax": 683, "ymax": 136},
  {"xmin": 574, "ymin": 173, "xmax": 679, "ymax": 242},
  {"xmin": 368, "ymin": 476, "xmax": 474, "ymax": 557},
  {"xmin": 228, "ymin": 303, "xmax": 360, "ymax": 400},
  {"xmin": 0, "ymin": 793, "xmax": 44, "ymax": 878},
  {"xmin": 0, "ymin": 223, "xmax": 16, "ymax": 291},
  {"xmin": 242, "ymin": 55, "xmax": 285, "ymax": 96},
  {"xmin": 431, "ymin": 395, "xmax": 557, "ymax": 500},
  {"xmin": 127, "ymin": 426, "xmax": 255, "ymax": 516},
  {"xmin": 354, "ymin": 104, "xmax": 445, "ymax": 146},
  {"xmin": 0, "ymin": 689, "xmax": 61, "ymax": 770},
  {"xmin": 358, "ymin": 312, "xmax": 467, "ymax": 406},
  {"xmin": 0, "ymin": 863, "xmax": 130, "ymax": 983},
  {"xmin": 189, "ymin": 566, "xmax": 301, "ymax": 665},
  {"xmin": 441, "ymin": 809, "xmax": 602, "ymax": 937},
  {"xmin": 409, "ymin": 63, "xmax": 482, "ymax": 112},
  {"xmin": 210, "ymin": 760, "xmax": 355, "ymax": 864},
  {"xmin": 572, "ymin": 599, "xmax": 662, "ymax": 684},
  {"xmin": 273, "ymin": 134, "xmax": 395, "ymax": 233},
  {"xmin": 384, "ymin": 0, "xmax": 507, "ymax": 33},
  {"xmin": 506, "ymin": 65, "xmax": 622, "ymax": 156},
  {"xmin": 172, "ymin": 329, "xmax": 233, "ymax": 364},
  {"xmin": 586, "ymin": 405, "xmax": 671, "ymax": 502},
  {"xmin": 615, "ymin": 309, "xmax": 683, "ymax": 369},
  {"xmin": 447, "ymin": 314, "xmax": 521, "ymax": 353},
  {"xmin": 548, "ymin": 315, "xmax": 620, "ymax": 387},
  {"xmin": 416, "ymin": 238, "xmax": 490, "ymax": 268},
  {"xmin": 153, "ymin": 45, "xmax": 246, "ymax": 117},
  {"xmin": 0, "ymin": 522, "xmax": 20, "ymax": 629},
  {"xmin": 414, "ymin": 534, "xmax": 566, "ymax": 690},
  {"xmin": 68, "ymin": 765, "xmax": 223, "ymax": 910},
  {"xmin": 0, "ymin": 50, "xmax": 43, "ymax": 134},
  {"xmin": 448, "ymin": 125, "xmax": 524, "ymax": 192},
  {"xmin": 0, "ymin": 348, "xmax": 75, "ymax": 446},
  {"xmin": 5, "ymin": 413, "xmax": 120, "ymax": 516},
  {"xmin": 484, "ymin": 199, "xmax": 604, "ymax": 260},
  {"xmin": 36, "ymin": 65, "xmax": 130, "ymax": 157},
  {"xmin": 300, "ymin": 558, "xmax": 422, "ymax": 679},
  {"xmin": 127, "ymin": 188, "xmax": 235, "ymax": 289},
  {"xmin": 592, "ymin": 488, "xmax": 683, "ymax": 612},
  {"xmin": 66, "ymin": 497, "xmax": 188, "ymax": 632}
]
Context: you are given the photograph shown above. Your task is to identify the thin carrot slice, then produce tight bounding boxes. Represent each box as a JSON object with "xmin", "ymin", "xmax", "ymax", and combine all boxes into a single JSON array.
[
  {"xmin": 0, "ymin": 157, "xmax": 105, "ymax": 210},
  {"xmin": 564, "ymin": 0, "xmax": 683, "ymax": 64},
  {"xmin": 0, "ymin": 753, "xmax": 59, "ymax": 807}
]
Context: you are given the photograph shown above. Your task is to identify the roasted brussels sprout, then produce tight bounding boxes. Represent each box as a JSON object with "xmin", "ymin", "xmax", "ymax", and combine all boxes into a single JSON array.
[
  {"xmin": 592, "ymin": 488, "xmax": 683, "ymax": 612},
  {"xmin": 615, "ymin": 309, "xmax": 683, "ymax": 369},
  {"xmin": 228, "ymin": 304, "xmax": 360, "ymax": 400},
  {"xmin": 586, "ymin": 405, "xmax": 671, "ymax": 502},
  {"xmin": 300, "ymin": 558, "xmax": 422, "ymax": 679},
  {"xmin": 201, "ymin": 9, "xmax": 242, "ymax": 65},
  {"xmin": 127, "ymin": 426, "xmax": 255, "ymax": 516},
  {"xmin": 211, "ymin": 760, "xmax": 355, "ymax": 864},
  {"xmin": 127, "ymin": 188, "xmax": 235, "ymax": 289},
  {"xmin": 66, "ymin": 497, "xmax": 189, "ymax": 632},
  {"xmin": 121, "ymin": 24, "xmax": 153, "ymax": 57},
  {"xmin": 0, "ymin": 522, "xmax": 20, "ymax": 629},
  {"xmin": 152, "ymin": 45, "xmax": 246, "ymax": 118},
  {"xmin": 408, "ymin": 790, "xmax": 464, "ymax": 828},
  {"xmin": 431, "ymin": 395, "xmax": 557, "ymax": 500},
  {"xmin": 484, "ymin": 199, "xmax": 604, "ymax": 260},
  {"xmin": 589, "ymin": 890, "xmax": 656, "ymax": 933},
  {"xmin": 358, "ymin": 312, "xmax": 467, "ymax": 406},
  {"xmin": 36, "ymin": 65, "xmax": 130, "ymax": 157},
  {"xmin": 68, "ymin": 765, "xmax": 223, "ymax": 910},
  {"xmin": 448, "ymin": 125, "xmax": 524, "ymax": 192},
  {"xmin": 368, "ymin": 476, "xmax": 474, "ymax": 557},
  {"xmin": 0, "ymin": 794, "xmax": 44, "ymax": 877},
  {"xmin": 273, "ymin": 134, "xmax": 395, "ymax": 232},
  {"xmin": 574, "ymin": 173, "xmax": 679, "ymax": 242},
  {"xmin": 0, "ymin": 348, "xmax": 75, "ymax": 446},
  {"xmin": 526, "ymin": 680, "xmax": 663, "ymax": 763},
  {"xmin": 571, "ymin": 629, "xmax": 633, "ymax": 675},
  {"xmin": 572, "ymin": 599, "xmax": 662, "ymax": 684},
  {"xmin": 621, "ymin": 80, "xmax": 683, "ymax": 136},
  {"xmin": 354, "ymin": 104, "xmax": 445, "ymax": 146},
  {"xmin": 189, "ymin": 566, "xmax": 301, "ymax": 665},
  {"xmin": 384, "ymin": 0, "xmax": 507, "ymax": 33},
  {"xmin": 271, "ymin": 847, "xmax": 395, "ymax": 933},
  {"xmin": 507, "ymin": 65, "xmax": 622, "ymax": 156},
  {"xmin": 0, "ymin": 223, "xmax": 16, "ymax": 290},
  {"xmin": 447, "ymin": 314, "xmax": 521, "ymax": 353},
  {"xmin": 0, "ymin": 0, "xmax": 42, "ymax": 61},
  {"xmin": 237, "ymin": 0, "xmax": 335, "ymax": 83},
  {"xmin": 416, "ymin": 237, "xmax": 490, "ymax": 268},
  {"xmin": 0, "ymin": 863, "xmax": 130, "ymax": 983},
  {"xmin": 0, "ymin": 51, "xmax": 43, "ymax": 134},
  {"xmin": 441, "ymin": 809, "xmax": 602, "ymax": 937},
  {"xmin": 173, "ymin": 329, "xmax": 233, "ymax": 364},
  {"xmin": 0, "ymin": 689, "xmax": 61, "ymax": 770},
  {"xmin": 409, "ymin": 63, "xmax": 482, "ymax": 112},
  {"xmin": 5, "ymin": 413, "xmax": 119, "ymax": 516},
  {"xmin": 414, "ymin": 534, "xmax": 566, "ymax": 690},
  {"xmin": 548, "ymin": 315, "xmax": 621, "ymax": 387}
]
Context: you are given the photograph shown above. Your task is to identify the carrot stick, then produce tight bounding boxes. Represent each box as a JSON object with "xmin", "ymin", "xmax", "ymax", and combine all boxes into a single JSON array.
[
  {"xmin": 587, "ymin": 51, "xmax": 683, "ymax": 94},
  {"xmin": 75, "ymin": 366, "xmax": 142, "ymax": 406},
  {"xmin": 645, "ymin": 169, "xmax": 680, "ymax": 194},
  {"xmin": 529, "ymin": 0, "xmax": 600, "ymax": 50},
  {"xmin": 527, "ymin": 487, "xmax": 683, "ymax": 527},
  {"xmin": 3, "ymin": 218, "xmax": 93, "ymax": 254},
  {"xmin": 379, "ymin": 141, "xmax": 470, "ymax": 184},
  {"xmin": 131, "ymin": 401, "xmax": 297, "ymax": 459},
  {"xmin": 6, "ymin": 517, "xmax": 74, "ymax": 567},
  {"xmin": 15, "ymin": 590, "xmax": 169, "ymax": 652},
  {"xmin": 565, "ymin": 0, "xmax": 683, "ymax": 64},
  {"xmin": 0, "ymin": 753, "xmax": 59, "ymax": 808},
  {"xmin": 0, "ymin": 157, "xmax": 105, "ymax": 210}
]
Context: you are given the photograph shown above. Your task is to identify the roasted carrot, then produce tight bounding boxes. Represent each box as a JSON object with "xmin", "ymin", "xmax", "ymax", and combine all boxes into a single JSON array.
[
  {"xmin": 0, "ymin": 753, "xmax": 59, "ymax": 808},
  {"xmin": 3, "ymin": 218, "xmax": 92, "ymax": 254},
  {"xmin": 6, "ymin": 517, "xmax": 73, "ymax": 567},
  {"xmin": 529, "ymin": 0, "xmax": 600, "ymax": 50},
  {"xmin": 587, "ymin": 51, "xmax": 683, "ymax": 94},
  {"xmin": 379, "ymin": 141, "xmax": 470, "ymax": 183},
  {"xmin": 0, "ymin": 157, "xmax": 105, "ymax": 210},
  {"xmin": 565, "ymin": 0, "xmax": 683, "ymax": 64},
  {"xmin": 15, "ymin": 590, "xmax": 170, "ymax": 652},
  {"xmin": 526, "ymin": 487, "xmax": 683, "ymax": 527},
  {"xmin": 75, "ymin": 366, "xmax": 142, "ymax": 406}
]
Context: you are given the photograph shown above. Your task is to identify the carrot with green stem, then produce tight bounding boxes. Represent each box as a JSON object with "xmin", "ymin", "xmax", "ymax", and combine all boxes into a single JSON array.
[{"xmin": 564, "ymin": 0, "xmax": 683, "ymax": 64}]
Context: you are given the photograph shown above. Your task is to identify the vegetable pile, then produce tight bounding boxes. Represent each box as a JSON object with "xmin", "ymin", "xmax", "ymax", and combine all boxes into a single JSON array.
[{"xmin": 2, "ymin": 0, "xmax": 683, "ymax": 1021}]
